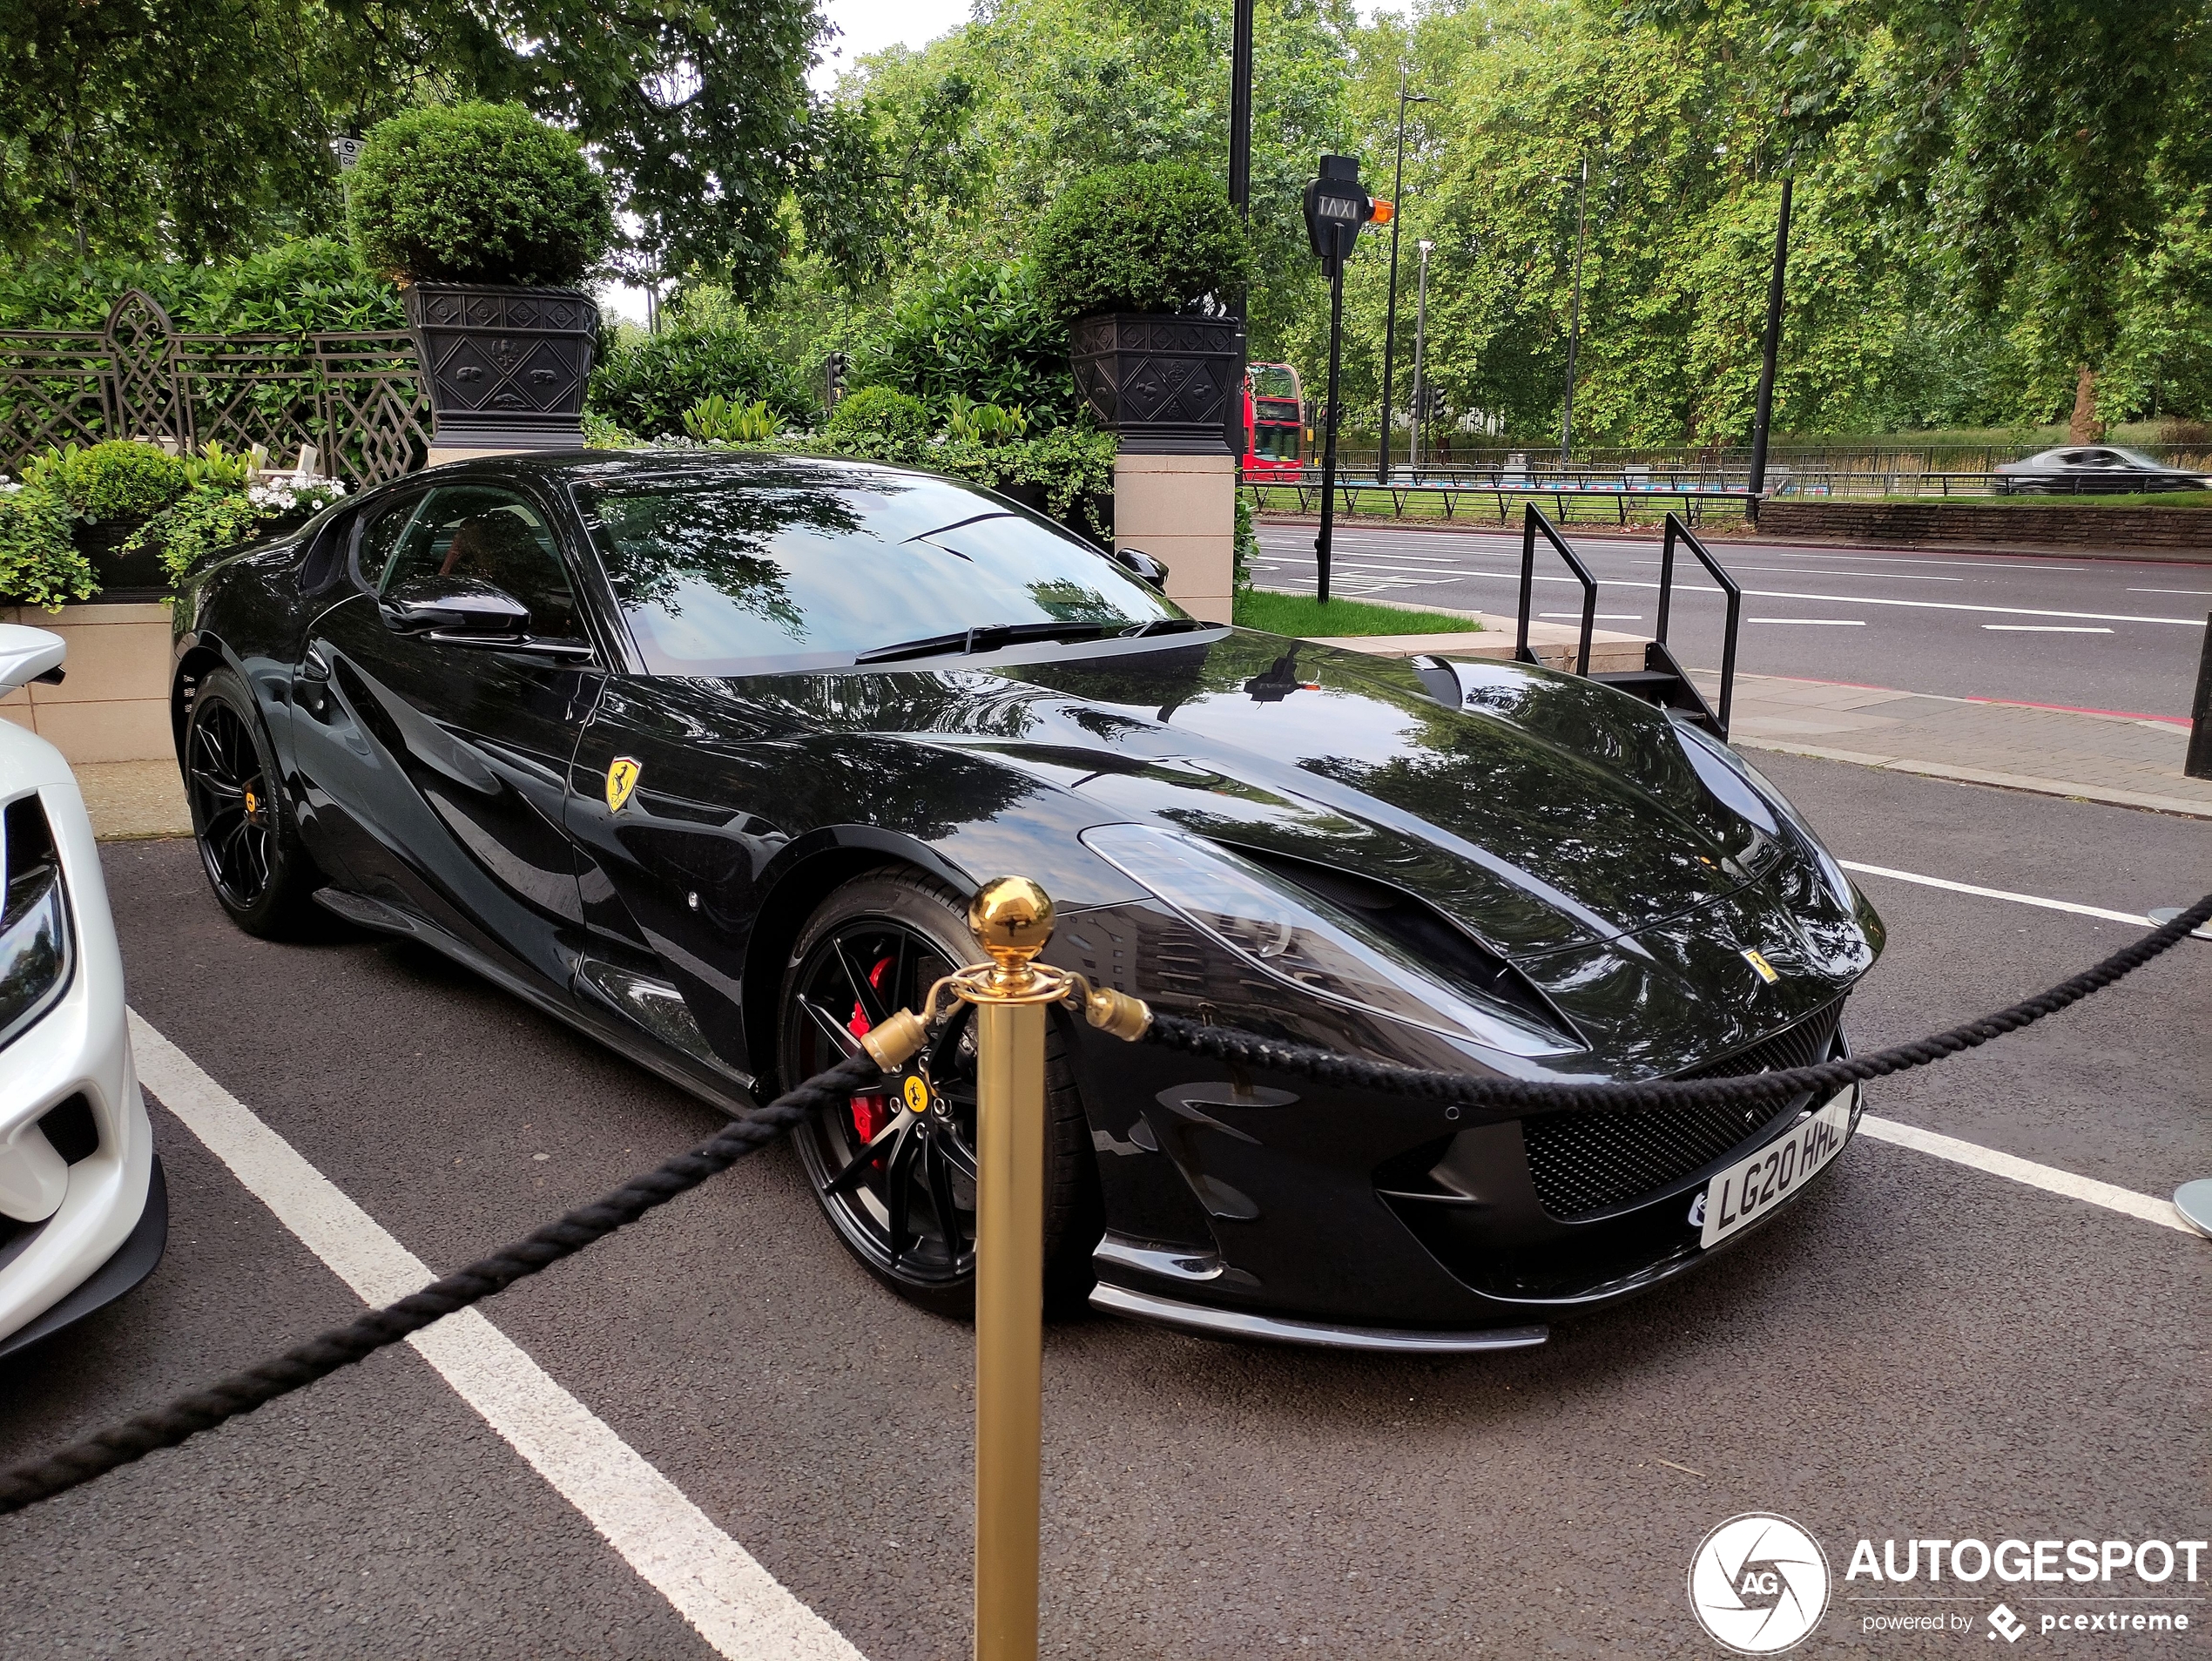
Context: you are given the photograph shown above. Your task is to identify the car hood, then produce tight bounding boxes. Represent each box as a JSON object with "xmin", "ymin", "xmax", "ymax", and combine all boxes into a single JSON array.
[{"xmin": 744, "ymin": 628, "xmax": 1809, "ymax": 965}]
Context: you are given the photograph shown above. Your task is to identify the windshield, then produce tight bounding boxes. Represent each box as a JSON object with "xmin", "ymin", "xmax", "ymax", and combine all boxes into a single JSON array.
[{"xmin": 576, "ymin": 465, "xmax": 1186, "ymax": 675}]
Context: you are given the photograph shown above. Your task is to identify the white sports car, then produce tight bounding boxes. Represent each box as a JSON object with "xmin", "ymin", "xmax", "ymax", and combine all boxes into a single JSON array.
[{"xmin": 0, "ymin": 624, "xmax": 165, "ymax": 1361}]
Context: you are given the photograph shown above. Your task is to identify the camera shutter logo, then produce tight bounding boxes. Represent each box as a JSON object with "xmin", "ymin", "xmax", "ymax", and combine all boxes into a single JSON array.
[{"xmin": 1688, "ymin": 1514, "xmax": 1831, "ymax": 1654}]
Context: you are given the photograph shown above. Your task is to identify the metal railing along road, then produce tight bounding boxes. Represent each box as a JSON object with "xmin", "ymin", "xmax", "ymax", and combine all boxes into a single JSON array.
[
  {"xmin": 1243, "ymin": 473, "xmax": 1758, "ymax": 526},
  {"xmin": 1249, "ymin": 461, "xmax": 2212, "ymax": 506}
]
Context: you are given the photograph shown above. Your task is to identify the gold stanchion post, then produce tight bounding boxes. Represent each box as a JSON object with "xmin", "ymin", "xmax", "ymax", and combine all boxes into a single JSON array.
[{"xmin": 945, "ymin": 877, "xmax": 1154, "ymax": 1661}]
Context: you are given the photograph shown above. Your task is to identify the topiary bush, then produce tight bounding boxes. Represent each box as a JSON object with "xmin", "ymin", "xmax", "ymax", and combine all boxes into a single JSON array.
[
  {"xmin": 42, "ymin": 440, "xmax": 187, "ymax": 522},
  {"xmin": 347, "ymin": 103, "xmax": 614, "ymax": 287},
  {"xmin": 1030, "ymin": 162, "xmax": 1255, "ymax": 323},
  {"xmin": 590, "ymin": 318, "xmax": 812, "ymax": 438},
  {"xmin": 824, "ymin": 387, "xmax": 932, "ymax": 456}
]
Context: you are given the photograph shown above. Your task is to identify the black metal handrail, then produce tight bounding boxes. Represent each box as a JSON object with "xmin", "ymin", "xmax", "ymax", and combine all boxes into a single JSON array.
[
  {"xmin": 1515, "ymin": 503, "xmax": 1596, "ymax": 677},
  {"xmin": 1656, "ymin": 512, "xmax": 1743, "ymax": 738}
]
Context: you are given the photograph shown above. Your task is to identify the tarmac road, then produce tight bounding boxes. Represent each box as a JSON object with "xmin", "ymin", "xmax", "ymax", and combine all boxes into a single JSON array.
[
  {"xmin": 2, "ymin": 764, "xmax": 2206, "ymax": 1658},
  {"xmin": 1254, "ymin": 522, "xmax": 2212, "ymax": 718}
]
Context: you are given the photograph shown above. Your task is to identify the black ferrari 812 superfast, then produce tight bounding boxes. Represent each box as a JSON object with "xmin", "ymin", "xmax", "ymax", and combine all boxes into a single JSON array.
[{"xmin": 171, "ymin": 451, "xmax": 1882, "ymax": 1351}]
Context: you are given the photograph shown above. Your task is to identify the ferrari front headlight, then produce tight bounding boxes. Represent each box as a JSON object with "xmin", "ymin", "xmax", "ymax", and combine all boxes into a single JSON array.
[
  {"xmin": 1081, "ymin": 823, "xmax": 1573, "ymax": 1057},
  {"xmin": 0, "ymin": 795, "xmax": 73, "ymax": 1052}
]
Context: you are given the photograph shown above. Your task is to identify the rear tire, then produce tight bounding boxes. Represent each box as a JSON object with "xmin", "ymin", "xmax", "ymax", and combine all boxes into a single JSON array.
[
  {"xmin": 779, "ymin": 868, "xmax": 1100, "ymax": 1319},
  {"xmin": 183, "ymin": 666, "xmax": 325, "ymax": 938}
]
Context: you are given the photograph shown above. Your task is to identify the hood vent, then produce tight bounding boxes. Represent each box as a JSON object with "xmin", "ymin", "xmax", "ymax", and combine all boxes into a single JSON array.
[{"xmin": 1223, "ymin": 842, "xmax": 1581, "ymax": 1043}]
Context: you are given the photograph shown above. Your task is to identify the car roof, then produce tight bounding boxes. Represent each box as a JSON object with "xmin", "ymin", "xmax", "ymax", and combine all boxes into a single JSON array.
[{"xmin": 416, "ymin": 448, "xmax": 945, "ymax": 493}]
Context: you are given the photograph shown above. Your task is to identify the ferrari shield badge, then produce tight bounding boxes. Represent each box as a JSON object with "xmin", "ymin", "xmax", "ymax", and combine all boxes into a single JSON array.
[
  {"xmin": 605, "ymin": 757, "xmax": 643, "ymax": 814},
  {"xmin": 1741, "ymin": 947, "xmax": 1781, "ymax": 984},
  {"xmin": 903, "ymin": 1075, "xmax": 930, "ymax": 1114}
]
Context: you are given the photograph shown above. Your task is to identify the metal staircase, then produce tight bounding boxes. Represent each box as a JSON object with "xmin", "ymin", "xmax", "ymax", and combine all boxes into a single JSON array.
[{"xmin": 1512, "ymin": 504, "xmax": 1742, "ymax": 737}]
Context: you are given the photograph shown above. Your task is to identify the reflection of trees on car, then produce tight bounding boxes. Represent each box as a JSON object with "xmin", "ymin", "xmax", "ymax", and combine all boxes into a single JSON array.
[{"xmin": 584, "ymin": 480, "xmax": 870, "ymax": 634}]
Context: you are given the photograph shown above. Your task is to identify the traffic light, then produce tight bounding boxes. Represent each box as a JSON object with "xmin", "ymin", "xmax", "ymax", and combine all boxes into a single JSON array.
[{"xmin": 824, "ymin": 351, "xmax": 849, "ymax": 410}]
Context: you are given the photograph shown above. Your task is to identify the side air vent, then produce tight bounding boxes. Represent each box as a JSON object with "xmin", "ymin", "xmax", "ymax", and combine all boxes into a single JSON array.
[{"xmin": 1226, "ymin": 844, "xmax": 1581, "ymax": 1042}]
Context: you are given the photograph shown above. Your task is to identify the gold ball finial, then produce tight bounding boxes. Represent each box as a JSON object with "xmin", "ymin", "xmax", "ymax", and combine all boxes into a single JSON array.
[{"xmin": 968, "ymin": 876, "xmax": 1055, "ymax": 970}]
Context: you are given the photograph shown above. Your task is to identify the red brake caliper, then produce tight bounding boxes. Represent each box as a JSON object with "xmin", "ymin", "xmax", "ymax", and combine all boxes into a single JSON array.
[{"xmin": 846, "ymin": 955, "xmax": 896, "ymax": 1144}]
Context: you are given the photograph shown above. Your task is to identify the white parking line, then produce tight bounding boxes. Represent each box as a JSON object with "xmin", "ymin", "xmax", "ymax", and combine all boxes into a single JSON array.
[
  {"xmin": 1836, "ymin": 861, "xmax": 2159, "ymax": 927},
  {"xmin": 127, "ymin": 1011, "xmax": 864, "ymax": 1661},
  {"xmin": 1750, "ymin": 618, "xmax": 1865, "ymax": 625},
  {"xmin": 1982, "ymin": 625, "xmax": 2113, "ymax": 633},
  {"xmin": 1857, "ymin": 1117, "xmax": 2195, "ymax": 1235}
]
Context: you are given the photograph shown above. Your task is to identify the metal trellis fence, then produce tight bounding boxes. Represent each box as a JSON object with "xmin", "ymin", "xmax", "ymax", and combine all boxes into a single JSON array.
[{"xmin": 0, "ymin": 290, "xmax": 429, "ymax": 488}]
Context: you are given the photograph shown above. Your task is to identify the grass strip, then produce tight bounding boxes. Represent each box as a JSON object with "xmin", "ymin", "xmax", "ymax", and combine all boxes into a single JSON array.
[{"xmin": 1234, "ymin": 589, "xmax": 1484, "ymax": 638}]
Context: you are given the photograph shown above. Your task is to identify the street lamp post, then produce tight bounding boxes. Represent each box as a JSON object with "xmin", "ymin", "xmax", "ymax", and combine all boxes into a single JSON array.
[
  {"xmin": 1377, "ymin": 82, "xmax": 1432, "ymax": 485},
  {"xmin": 1410, "ymin": 240, "xmax": 1433, "ymax": 471},
  {"xmin": 1559, "ymin": 157, "xmax": 1588, "ymax": 465},
  {"xmin": 1746, "ymin": 176, "xmax": 1795, "ymax": 513},
  {"xmin": 1228, "ymin": 0, "xmax": 1254, "ymax": 226}
]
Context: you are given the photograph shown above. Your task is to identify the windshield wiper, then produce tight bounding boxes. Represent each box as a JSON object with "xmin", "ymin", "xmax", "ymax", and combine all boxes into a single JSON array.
[
  {"xmin": 1119, "ymin": 618, "xmax": 1211, "ymax": 638},
  {"xmin": 853, "ymin": 620, "xmax": 1120, "ymax": 665}
]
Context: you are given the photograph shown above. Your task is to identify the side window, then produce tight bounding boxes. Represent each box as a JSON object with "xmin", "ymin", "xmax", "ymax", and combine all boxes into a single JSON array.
[
  {"xmin": 382, "ymin": 486, "xmax": 583, "ymax": 640},
  {"xmin": 355, "ymin": 493, "xmax": 428, "ymax": 592}
]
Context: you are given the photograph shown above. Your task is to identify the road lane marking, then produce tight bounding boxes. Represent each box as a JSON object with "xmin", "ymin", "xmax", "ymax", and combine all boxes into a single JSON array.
[
  {"xmin": 1749, "ymin": 618, "xmax": 1865, "ymax": 625},
  {"xmin": 1981, "ymin": 624, "xmax": 2112, "ymax": 633},
  {"xmin": 127, "ymin": 1010, "xmax": 865, "ymax": 1661},
  {"xmin": 1541, "ymin": 612, "xmax": 1643, "ymax": 619},
  {"xmin": 2128, "ymin": 588, "xmax": 2212, "ymax": 596},
  {"xmin": 1269, "ymin": 565, "xmax": 2202, "ymax": 624},
  {"xmin": 1835, "ymin": 861, "xmax": 2212, "ymax": 937},
  {"xmin": 1857, "ymin": 1116, "xmax": 2195, "ymax": 1236},
  {"xmin": 1694, "ymin": 565, "xmax": 1965, "ymax": 582}
]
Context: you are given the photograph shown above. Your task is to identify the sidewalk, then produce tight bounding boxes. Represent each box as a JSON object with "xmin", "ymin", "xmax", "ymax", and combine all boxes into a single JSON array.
[{"xmin": 1698, "ymin": 672, "xmax": 2210, "ymax": 819}]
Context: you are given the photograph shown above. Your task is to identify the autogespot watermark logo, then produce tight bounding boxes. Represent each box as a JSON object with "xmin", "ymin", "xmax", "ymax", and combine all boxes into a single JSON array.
[{"xmin": 1689, "ymin": 1513, "xmax": 1833, "ymax": 1654}]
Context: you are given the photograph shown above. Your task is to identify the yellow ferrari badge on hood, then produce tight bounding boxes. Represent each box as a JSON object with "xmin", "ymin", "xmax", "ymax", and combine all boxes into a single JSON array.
[
  {"xmin": 606, "ymin": 757, "xmax": 643, "ymax": 813},
  {"xmin": 1741, "ymin": 948, "xmax": 1780, "ymax": 984}
]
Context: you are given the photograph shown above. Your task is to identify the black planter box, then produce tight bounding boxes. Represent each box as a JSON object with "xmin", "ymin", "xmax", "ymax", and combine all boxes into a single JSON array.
[
  {"xmin": 405, "ymin": 283, "xmax": 600, "ymax": 451},
  {"xmin": 76, "ymin": 517, "xmax": 166, "ymax": 601},
  {"xmin": 1069, "ymin": 314, "xmax": 1244, "ymax": 455}
]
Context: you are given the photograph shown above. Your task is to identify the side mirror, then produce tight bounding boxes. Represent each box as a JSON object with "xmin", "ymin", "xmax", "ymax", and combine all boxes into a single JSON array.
[
  {"xmin": 1111, "ymin": 547, "xmax": 1171, "ymax": 589},
  {"xmin": 381, "ymin": 575, "xmax": 530, "ymax": 638}
]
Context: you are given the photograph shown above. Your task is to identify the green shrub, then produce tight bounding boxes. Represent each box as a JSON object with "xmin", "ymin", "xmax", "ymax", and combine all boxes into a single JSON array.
[
  {"xmin": 946, "ymin": 394, "xmax": 1028, "ymax": 445},
  {"xmin": 347, "ymin": 103, "xmax": 613, "ymax": 287},
  {"xmin": 683, "ymin": 395, "xmax": 779, "ymax": 442},
  {"xmin": 855, "ymin": 260, "xmax": 1080, "ymax": 424},
  {"xmin": 0, "ymin": 484, "xmax": 95, "ymax": 610},
  {"xmin": 0, "ymin": 240, "xmax": 402, "ymax": 334},
  {"xmin": 1031, "ymin": 162, "xmax": 1254, "ymax": 322},
  {"xmin": 27, "ymin": 441, "xmax": 186, "ymax": 522},
  {"xmin": 590, "ymin": 319, "xmax": 810, "ymax": 438},
  {"xmin": 825, "ymin": 386, "xmax": 932, "ymax": 455}
]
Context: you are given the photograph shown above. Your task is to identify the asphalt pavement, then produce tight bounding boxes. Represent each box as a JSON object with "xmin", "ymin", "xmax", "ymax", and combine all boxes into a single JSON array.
[
  {"xmin": 1255, "ymin": 522, "xmax": 2212, "ymax": 718},
  {"xmin": 2, "ymin": 765, "xmax": 2206, "ymax": 1658}
]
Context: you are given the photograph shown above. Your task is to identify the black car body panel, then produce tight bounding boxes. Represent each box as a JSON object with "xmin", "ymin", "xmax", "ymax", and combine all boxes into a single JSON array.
[{"xmin": 172, "ymin": 450, "xmax": 1883, "ymax": 1340}]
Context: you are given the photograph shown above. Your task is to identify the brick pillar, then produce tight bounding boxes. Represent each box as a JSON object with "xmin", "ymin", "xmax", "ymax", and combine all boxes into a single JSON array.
[{"xmin": 1113, "ymin": 448, "xmax": 1238, "ymax": 625}]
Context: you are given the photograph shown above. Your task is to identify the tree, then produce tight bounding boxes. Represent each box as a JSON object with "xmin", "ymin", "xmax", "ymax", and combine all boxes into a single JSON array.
[{"xmin": 0, "ymin": 0, "xmax": 823, "ymax": 294}]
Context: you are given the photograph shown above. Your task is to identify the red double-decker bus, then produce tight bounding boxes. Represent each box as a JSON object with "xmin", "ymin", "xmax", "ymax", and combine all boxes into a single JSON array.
[{"xmin": 1241, "ymin": 361, "xmax": 1305, "ymax": 477}]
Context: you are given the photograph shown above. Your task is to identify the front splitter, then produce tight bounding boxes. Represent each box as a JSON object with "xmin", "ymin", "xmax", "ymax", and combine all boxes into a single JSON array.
[{"xmin": 1090, "ymin": 1280, "xmax": 1548, "ymax": 1354}]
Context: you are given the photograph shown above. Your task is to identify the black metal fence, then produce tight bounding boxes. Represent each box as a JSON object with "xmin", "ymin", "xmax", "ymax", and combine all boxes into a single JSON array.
[{"xmin": 0, "ymin": 290, "xmax": 429, "ymax": 488}]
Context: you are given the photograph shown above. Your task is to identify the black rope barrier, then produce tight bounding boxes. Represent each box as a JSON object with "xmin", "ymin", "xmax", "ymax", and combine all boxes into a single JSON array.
[
  {"xmin": 0, "ymin": 1049, "xmax": 885, "ymax": 1518},
  {"xmin": 1143, "ymin": 891, "xmax": 2212, "ymax": 1124},
  {"xmin": 6, "ymin": 894, "xmax": 2203, "ymax": 1521}
]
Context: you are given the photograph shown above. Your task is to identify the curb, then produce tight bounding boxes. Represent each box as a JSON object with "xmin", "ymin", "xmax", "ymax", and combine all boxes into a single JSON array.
[{"xmin": 1734, "ymin": 737, "xmax": 2212, "ymax": 820}]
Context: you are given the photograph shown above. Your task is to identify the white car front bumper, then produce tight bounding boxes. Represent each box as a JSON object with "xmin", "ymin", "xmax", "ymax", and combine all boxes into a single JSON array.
[{"xmin": 0, "ymin": 769, "xmax": 164, "ymax": 1360}]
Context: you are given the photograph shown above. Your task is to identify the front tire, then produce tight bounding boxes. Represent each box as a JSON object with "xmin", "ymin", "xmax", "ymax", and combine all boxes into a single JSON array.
[
  {"xmin": 184, "ymin": 666, "xmax": 324, "ymax": 937},
  {"xmin": 779, "ymin": 869, "xmax": 1099, "ymax": 1319}
]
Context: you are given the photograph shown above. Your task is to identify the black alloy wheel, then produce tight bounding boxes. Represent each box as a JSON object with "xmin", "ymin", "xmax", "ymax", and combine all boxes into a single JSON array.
[
  {"xmin": 780, "ymin": 870, "xmax": 1099, "ymax": 1318},
  {"xmin": 184, "ymin": 667, "xmax": 323, "ymax": 937}
]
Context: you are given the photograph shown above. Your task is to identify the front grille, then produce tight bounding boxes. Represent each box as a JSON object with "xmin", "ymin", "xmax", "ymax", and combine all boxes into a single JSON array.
[{"xmin": 1523, "ymin": 1001, "xmax": 1844, "ymax": 1220}]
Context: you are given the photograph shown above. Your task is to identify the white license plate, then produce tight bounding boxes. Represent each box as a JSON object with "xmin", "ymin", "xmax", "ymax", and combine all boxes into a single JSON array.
[{"xmin": 1696, "ymin": 1090, "xmax": 1854, "ymax": 1248}]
